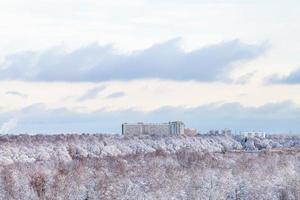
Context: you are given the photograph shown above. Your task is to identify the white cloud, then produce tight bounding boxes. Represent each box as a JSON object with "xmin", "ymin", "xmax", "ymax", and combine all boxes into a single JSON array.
[{"xmin": 5, "ymin": 91, "xmax": 27, "ymax": 98}]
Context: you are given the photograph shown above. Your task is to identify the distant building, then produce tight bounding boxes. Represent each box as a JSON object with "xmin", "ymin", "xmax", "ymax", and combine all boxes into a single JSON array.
[
  {"xmin": 208, "ymin": 129, "xmax": 232, "ymax": 136},
  {"xmin": 242, "ymin": 131, "xmax": 266, "ymax": 138},
  {"xmin": 122, "ymin": 121, "xmax": 185, "ymax": 136}
]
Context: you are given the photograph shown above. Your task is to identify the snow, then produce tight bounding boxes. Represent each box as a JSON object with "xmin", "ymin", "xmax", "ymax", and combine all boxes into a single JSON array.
[{"xmin": 0, "ymin": 133, "xmax": 299, "ymax": 199}]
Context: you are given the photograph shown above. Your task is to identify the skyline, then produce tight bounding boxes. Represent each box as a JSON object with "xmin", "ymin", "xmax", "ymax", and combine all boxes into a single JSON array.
[{"xmin": 0, "ymin": 0, "xmax": 300, "ymax": 133}]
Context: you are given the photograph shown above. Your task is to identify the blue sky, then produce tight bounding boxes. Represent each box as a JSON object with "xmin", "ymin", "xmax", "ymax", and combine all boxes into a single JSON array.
[{"xmin": 0, "ymin": 0, "xmax": 300, "ymax": 134}]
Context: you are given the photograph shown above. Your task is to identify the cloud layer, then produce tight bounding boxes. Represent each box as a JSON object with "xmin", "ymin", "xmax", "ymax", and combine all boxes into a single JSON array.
[
  {"xmin": 1, "ymin": 101, "xmax": 299, "ymax": 134},
  {"xmin": 270, "ymin": 68, "xmax": 300, "ymax": 84},
  {"xmin": 0, "ymin": 39, "xmax": 267, "ymax": 82},
  {"xmin": 76, "ymin": 86, "xmax": 106, "ymax": 102}
]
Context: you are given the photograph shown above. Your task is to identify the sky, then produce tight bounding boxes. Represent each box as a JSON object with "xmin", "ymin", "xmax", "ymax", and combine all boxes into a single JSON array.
[{"xmin": 0, "ymin": 0, "xmax": 300, "ymax": 134}]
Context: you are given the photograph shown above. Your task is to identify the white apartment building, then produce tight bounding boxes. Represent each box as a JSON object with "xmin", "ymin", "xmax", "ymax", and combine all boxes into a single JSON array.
[{"xmin": 122, "ymin": 121, "xmax": 185, "ymax": 136}]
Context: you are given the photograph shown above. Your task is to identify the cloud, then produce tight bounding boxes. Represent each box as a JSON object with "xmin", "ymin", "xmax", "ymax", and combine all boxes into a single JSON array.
[
  {"xmin": 233, "ymin": 72, "xmax": 256, "ymax": 84},
  {"xmin": 269, "ymin": 68, "xmax": 300, "ymax": 84},
  {"xmin": 106, "ymin": 92, "xmax": 125, "ymax": 99},
  {"xmin": 76, "ymin": 86, "xmax": 106, "ymax": 102},
  {"xmin": 0, "ymin": 39, "xmax": 267, "ymax": 82},
  {"xmin": 6, "ymin": 91, "xmax": 28, "ymax": 98},
  {"xmin": 0, "ymin": 118, "xmax": 18, "ymax": 134},
  {"xmin": 1, "ymin": 101, "xmax": 300, "ymax": 134}
]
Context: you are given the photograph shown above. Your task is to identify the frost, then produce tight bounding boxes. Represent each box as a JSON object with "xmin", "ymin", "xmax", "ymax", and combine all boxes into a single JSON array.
[{"xmin": 0, "ymin": 133, "xmax": 298, "ymax": 199}]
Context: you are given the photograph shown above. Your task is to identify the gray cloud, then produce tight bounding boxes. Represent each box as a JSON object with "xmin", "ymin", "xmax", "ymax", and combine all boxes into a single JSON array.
[
  {"xmin": 106, "ymin": 92, "xmax": 125, "ymax": 99},
  {"xmin": 233, "ymin": 72, "xmax": 256, "ymax": 84},
  {"xmin": 76, "ymin": 86, "xmax": 106, "ymax": 102},
  {"xmin": 1, "ymin": 101, "xmax": 299, "ymax": 134},
  {"xmin": 0, "ymin": 39, "xmax": 268, "ymax": 82},
  {"xmin": 269, "ymin": 68, "xmax": 300, "ymax": 84}
]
